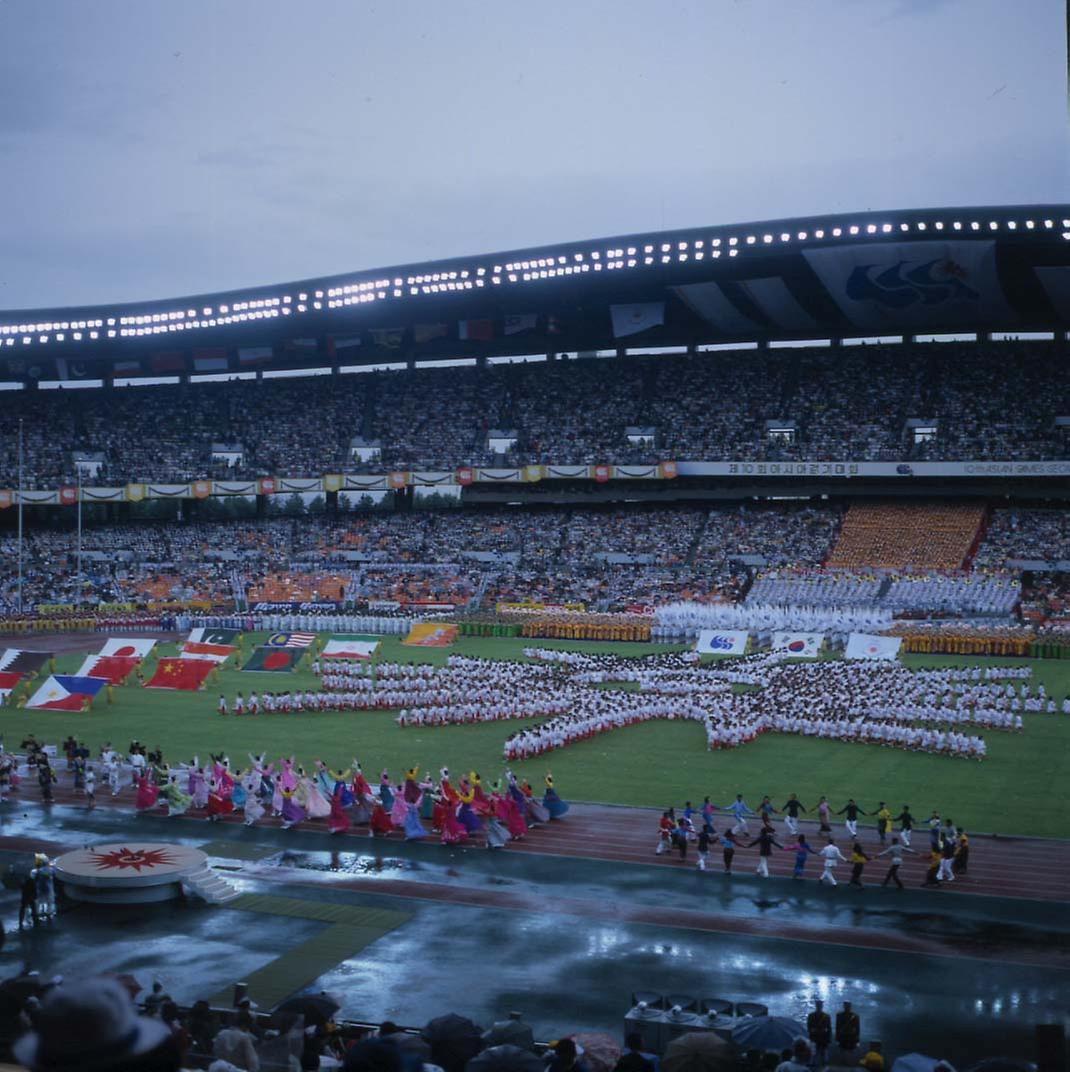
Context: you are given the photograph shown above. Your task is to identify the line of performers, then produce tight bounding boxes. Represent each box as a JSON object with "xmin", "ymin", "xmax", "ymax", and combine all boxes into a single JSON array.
[{"xmin": 127, "ymin": 757, "xmax": 569, "ymax": 847}]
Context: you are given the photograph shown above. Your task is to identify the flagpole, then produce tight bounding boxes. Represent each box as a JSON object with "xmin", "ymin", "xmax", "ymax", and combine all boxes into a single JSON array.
[
  {"xmin": 16, "ymin": 418, "xmax": 23, "ymax": 614},
  {"xmin": 76, "ymin": 463, "xmax": 83, "ymax": 607}
]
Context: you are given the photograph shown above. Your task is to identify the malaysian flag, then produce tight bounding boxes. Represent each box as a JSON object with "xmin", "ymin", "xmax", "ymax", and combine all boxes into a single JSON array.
[{"xmin": 265, "ymin": 632, "xmax": 316, "ymax": 649}]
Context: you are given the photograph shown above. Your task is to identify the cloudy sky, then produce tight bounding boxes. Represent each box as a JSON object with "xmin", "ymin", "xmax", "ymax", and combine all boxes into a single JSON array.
[{"xmin": 0, "ymin": 0, "xmax": 1065, "ymax": 310}]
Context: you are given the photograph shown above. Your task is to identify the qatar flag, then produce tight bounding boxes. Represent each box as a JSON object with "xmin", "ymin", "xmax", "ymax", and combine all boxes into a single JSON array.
[{"xmin": 99, "ymin": 638, "xmax": 156, "ymax": 659}]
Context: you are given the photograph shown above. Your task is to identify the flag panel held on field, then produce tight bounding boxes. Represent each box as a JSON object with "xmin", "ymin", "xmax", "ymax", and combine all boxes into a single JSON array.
[{"xmin": 242, "ymin": 647, "xmax": 302, "ymax": 672}]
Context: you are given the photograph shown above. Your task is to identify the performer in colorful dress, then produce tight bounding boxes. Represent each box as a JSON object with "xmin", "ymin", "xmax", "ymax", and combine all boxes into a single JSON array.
[
  {"xmin": 378, "ymin": 769, "xmax": 394, "ymax": 811},
  {"xmin": 280, "ymin": 787, "xmax": 305, "ymax": 830},
  {"xmin": 493, "ymin": 781, "xmax": 527, "ymax": 840},
  {"xmin": 350, "ymin": 762, "xmax": 374, "ymax": 825},
  {"xmin": 483, "ymin": 794, "xmax": 511, "ymax": 849},
  {"xmin": 241, "ymin": 769, "xmax": 264, "ymax": 826},
  {"xmin": 327, "ymin": 782, "xmax": 351, "ymax": 836},
  {"xmin": 296, "ymin": 768, "xmax": 331, "ymax": 820},
  {"xmin": 369, "ymin": 800, "xmax": 393, "ymax": 837},
  {"xmin": 134, "ymin": 769, "xmax": 159, "ymax": 812},
  {"xmin": 542, "ymin": 773, "xmax": 569, "ymax": 819},
  {"xmin": 206, "ymin": 776, "xmax": 233, "ymax": 822},
  {"xmin": 515, "ymin": 774, "xmax": 550, "ymax": 824},
  {"xmin": 160, "ymin": 772, "xmax": 192, "ymax": 817},
  {"xmin": 455, "ymin": 776, "xmax": 482, "ymax": 835}
]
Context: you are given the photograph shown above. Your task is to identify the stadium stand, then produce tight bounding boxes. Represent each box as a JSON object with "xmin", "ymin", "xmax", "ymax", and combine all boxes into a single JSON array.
[
  {"xmin": 825, "ymin": 502, "xmax": 986, "ymax": 570},
  {"xmin": 0, "ymin": 342, "xmax": 1066, "ymax": 485}
]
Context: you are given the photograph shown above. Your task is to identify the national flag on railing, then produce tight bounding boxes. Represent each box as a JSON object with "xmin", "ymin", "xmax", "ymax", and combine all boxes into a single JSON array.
[
  {"xmin": 610, "ymin": 302, "xmax": 665, "ymax": 338},
  {"xmin": 74, "ymin": 654, "xmax": 138, "ymax": 684},
  {"xmin": 504, "ymin": 314, "xmax": 538, "ymax": 336},
  {"xmin": 238, "ymin": 346, "xmax": 274, "ymax": 366},
  {"xmin": 264, "ymin": 632, "xmax": 316, "ymax": 648},
  {"xmin": 144, "ymin": 658, "xmax": 215, "ymax": 690},
  {"xmin": 193, "ymin": 349, "xmax": 229, "ymax": 372},
  {"xmin": 458, "ymin": 319, "xmax": 493, "ymax": 341},
  {"xmin": 150, "ymin": 351, "xmax": 186, "ymax": 374},
  {"xmin": 242, "ymin": 647, "xmax": 301, "ymax": 672},
  {"xmin": 414, "ymin": 323, "xmax": 448, "ymax": 344},
  {"xmin": 27, "ymin": 674, "xmax": 108, "ymax": 710}
]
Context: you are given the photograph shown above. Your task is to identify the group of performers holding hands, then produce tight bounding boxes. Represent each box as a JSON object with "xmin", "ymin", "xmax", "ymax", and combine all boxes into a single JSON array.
[{"xmin": 655, "ymin": 792, "xmax": 970, "ymax": 889}]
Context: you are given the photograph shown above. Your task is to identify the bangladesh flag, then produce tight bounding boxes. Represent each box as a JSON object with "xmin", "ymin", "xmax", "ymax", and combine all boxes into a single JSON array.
[
  {"xmin": 144, "ymin": 657, "xmax": 215, "ymax": 691},
  {"xmin": 188, "ymin": 628, "xmax": 240, "ymax": 646},
  {"xmin": 242, "ymin": 647, "xmax": 301, "ymax": 673},
  {"xmin": 0, "ymin": 650, "xmax": 50, "ymax": 676}
]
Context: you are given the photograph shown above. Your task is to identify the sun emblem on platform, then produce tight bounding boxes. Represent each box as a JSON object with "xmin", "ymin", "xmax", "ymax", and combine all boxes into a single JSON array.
[{"xmin": 89, "ymin": 847, "xmax": 178, "ymax": 872}]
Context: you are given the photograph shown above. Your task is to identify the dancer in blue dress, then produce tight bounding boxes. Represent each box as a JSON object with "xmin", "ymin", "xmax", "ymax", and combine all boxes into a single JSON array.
[{"xmin": 542, "ymin": 773, "xmax": 569, "ymax": 819}]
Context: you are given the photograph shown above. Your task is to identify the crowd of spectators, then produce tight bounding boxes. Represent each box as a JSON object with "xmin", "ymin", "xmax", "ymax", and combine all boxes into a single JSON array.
[
  {"xmin": 0, "ymin": 342, "xmax": 1065, "ymax": 486},
  {"xmin": 975, "ymin": 508, "xmax": 1070, "ymax": 568},
  {"xmin": 0, "ymin": 499, "xmax": 1065, "ymax": 616}
]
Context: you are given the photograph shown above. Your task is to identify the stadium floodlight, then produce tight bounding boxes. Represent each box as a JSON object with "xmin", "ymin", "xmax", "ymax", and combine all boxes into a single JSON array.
[
  {"xmin": 746, "ymin": 235, "xmax": 755, "ymax": 244},
  {"xmin": 797, "ymin": 231, "xmax": 807, "ymax": 240},
  {"xmin": 1025, "ymin": 220, "xmax": 1035, "ymax": 228},
  {"xmin": 953, "ymin": 221, "xmax": 962, "ymax": 229},
  {"xmin": 661, "ymin": 243, "xmax": 670, "ymax": 252},
  {"xmin": 1063, "ymin": 232, "xmax": 1070, "ymax": 241},
  {"xmin": 313, "ymin": 301, "xmax": 322, "ymax": 309},
  {"xmin": 881, "ymin": 224, "xmax": 892, "ymax": 233},
  {"xmin": 989, "ymin": 221, "xmax": 998, "ymax": 229},
  {"xmin": 728, "ymin": 249, "xmax": 738, "ymax": 257},
  {"xmin": 220, "ymin": 304, "xmax": 229, "ymax": 313},
  {"xmin": 644, "ymin": 245, "xmax": 653, "ymax": 253},
  {"xmin": 780, "ymin": 233, "xmax": 790, "ymax": 241},
  {"xmin": 712, "ymin": 249, "xmax": 720, "ymax": 258},
  {"xmin": 849, "ymin": 225, "xmax": 859, "ymax": 235},
  {"xmin": 1006, "ymin": 221, "xmax": 1016, "ymax": 229},
  {"xmin": 643, "ymin": 256, "xmax": 653, "ymax": 265},
  {"xmin": 832, "ymin": 228, "xmax": 841, "ymax": 236},
  {"xmin": 934, "ymin": 221, "xmax": 944, "ymax": 230},
  {"xmin": 627, "ymin": 246, "xmax": 637, "ymax": 255},
  {"xmin": 678, "ymin": 241, "xmax": 687, "ymax": 250},
  {"xmin": 866, "ymin": 225, "xmax": 876, "ymax": 234},
  {"xmin": 763, "ymin": 234, "xmax": 773, "ymax": 243},
  {"xmin": 108, "ymin": 318, "xmax": 116, "ymax": 325},
  {"xmin": 917, "ymin": 222, "xmax": 927, "ymax": 230},
  {"xmin": 22, "ymin": 337, "xmax": 30, "ymax": 344},
  {"xmin": 970, "ymin": 221, "xmax": 980, "ymax": 230},
  {"xmin": 73, "ymin": 332, "xmax": 81, "ymax": 340},
  {"xmin": 591, "ymin": 251, "xmax": 600, "ymax": 259},
  {"xmin": 1044, "ymin": 219, "xmax": 1054, "ymax": 228},
  {"xmin": 661, "ymin": 255, "xmax": 670, "ymax": 264},
  {"xmin": 315, "ymin": 290, "xmax": 324, "ymax": 297},
  {"xmin": 679, "ymin": 253, "xmax": 688, "ymax": 261},
  {"xmin": 55, "ymin": 333, "xmax": 64, "ymax": 341},
  {"xmin": 1064, "ymin": 219, "xmax": 1070, "ymax": 227},
  {"xmin": 38, "ymin": 335, "xmax": 47, "ymax": 343},
  {"xmin": 814, "ymin": 229, "xmax": 823, "ymax": 238},
  {"xmin": 107, "ymin": 330, "xmax": 116, "ymax": 337},
  {"xmin": 728, "ymin": 236, "xmax": 737, "ymax": 245}
]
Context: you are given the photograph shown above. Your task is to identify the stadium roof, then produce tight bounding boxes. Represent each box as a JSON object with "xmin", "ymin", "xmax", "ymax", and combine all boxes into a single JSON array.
[{"xmin": 3, "ymin": 204, "xmax": 1070, "ymax": 379}]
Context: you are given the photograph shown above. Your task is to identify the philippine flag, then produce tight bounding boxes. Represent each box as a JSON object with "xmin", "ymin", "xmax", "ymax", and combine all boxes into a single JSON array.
[{"xmin": 27, "ymin": 674, "xmax": 108, "ymax": 711}]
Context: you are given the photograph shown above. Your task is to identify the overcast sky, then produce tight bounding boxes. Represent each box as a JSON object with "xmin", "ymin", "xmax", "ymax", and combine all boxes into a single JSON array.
[{"xmin": 0, "ymin": 0, "xmax": 1065, "ymax": 310}]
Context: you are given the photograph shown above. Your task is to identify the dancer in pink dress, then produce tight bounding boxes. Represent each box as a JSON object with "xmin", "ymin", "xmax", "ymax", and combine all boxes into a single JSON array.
[{"xmin": 134, "ymin": 770, "xmax": 159, "ymax": 812}]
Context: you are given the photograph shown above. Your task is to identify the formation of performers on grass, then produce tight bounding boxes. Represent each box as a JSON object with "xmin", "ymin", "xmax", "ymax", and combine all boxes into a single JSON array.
[
  {"xmin": 12, "ymin": 735, "xmax": 569, "ymax": 847},
  {"xmin": 209, "ymin": 649, "xmax": 1069, "ymax": 764},
  {"xmin": 653, "ymin": 792, "xmax": 971, "ymax": 889}
]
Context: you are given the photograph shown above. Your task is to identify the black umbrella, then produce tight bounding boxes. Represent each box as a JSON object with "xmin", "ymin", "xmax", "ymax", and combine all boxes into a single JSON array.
[
  {"xmin": 423, "ymin": 1013, "xmax": 485, "ymax": 1072},
  {"xmin": 274, "ymin": 993, "xmax": 341, "ymax": 1027},
  {"xmin": 466, "ymin": 1044, "xmax": 544, "ymax": 1072}
]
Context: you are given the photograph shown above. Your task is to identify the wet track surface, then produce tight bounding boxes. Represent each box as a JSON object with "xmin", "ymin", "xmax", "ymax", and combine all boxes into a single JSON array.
[{"xmin": 0, "ymin": 798, "xmax": 1066, "ymax": 1063}]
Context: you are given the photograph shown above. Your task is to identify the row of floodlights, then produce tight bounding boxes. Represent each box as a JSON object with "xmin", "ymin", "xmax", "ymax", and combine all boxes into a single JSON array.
[{"xmin": 3, "ymin": 216, "xmax": 1068, "ymax": 346}]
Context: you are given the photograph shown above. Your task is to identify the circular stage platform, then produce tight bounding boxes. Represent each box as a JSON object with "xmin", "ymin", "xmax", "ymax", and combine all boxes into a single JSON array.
[{"xmin": 54, "ymin": 843, "xmax": 208, "ymax": 904}]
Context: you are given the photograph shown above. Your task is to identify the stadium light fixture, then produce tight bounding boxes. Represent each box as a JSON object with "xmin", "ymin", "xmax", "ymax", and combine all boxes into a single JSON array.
[
  {"xmin": 1063, "ymin": 232, "xmax": 1070, "ymax": 241},
  {"xmin": 1044, "ymin": 219, "xmax": 1054, "ymax": 228},
  {"xmin": 1025, "ymin": 220, "xmax": 1034, "ymax": 228},
  {"xmin": 712, "ymin": 250, "xmax": 721, "ymax": 258},
  {"xmin": 934, "ymin": 222, "xmax": 944, "ymax": 230},
  {"xmin": 831, "ymin": 228, "xmax": 841, "ymax": 237},
  {"xmin": 814, "ymin": 229, "xmax": 823, "ymax": 238},
  {"xmin": 866, "ymin": 224, "xmax": 876, "ymax": 234},
  {"xmin": 849, "ymin": 225, "xmax": 859, "ymax": 235},
  {"xmin": 644, "ymin": 256, "xmax": 653, "ymax": 265},
  {"xmin": 728, "ymin": 249, "xmax": 738, "ymax": 257},
  {"xmin": 970, "ymin": 222, "xmax": 980, "ymax": 230},
  {"xmin": 989, "ymin": 221, "xmax": 998, "ymax": 229},
  {"xmin": 917, "ymin": 222, "xmax": 927, "ymax": 230},
  {"xmin": 1006, "ymin": 221, "xmax": 1016, "ymax": 229},
  {"xmin": 797, "ymin": 231, "xmax": 807, "ymax": 240},
  {"xmin": 746, "ymin": 235, "xmax": 756, "ymax": 244},
  {"xmin": 881, "ymin": 224, "xmax": 892, "ymax": 233}
]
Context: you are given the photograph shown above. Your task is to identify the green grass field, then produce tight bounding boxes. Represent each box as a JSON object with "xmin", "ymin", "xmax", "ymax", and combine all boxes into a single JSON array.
[{"xmin": 6, "ymin": 634, "xmax": 1070, "ymax": 838}]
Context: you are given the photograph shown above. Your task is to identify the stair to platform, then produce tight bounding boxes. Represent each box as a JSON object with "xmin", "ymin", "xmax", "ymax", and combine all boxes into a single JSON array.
[{"xmin": 183, "ymin": 864, "xmax": 241, "ymax": 904}]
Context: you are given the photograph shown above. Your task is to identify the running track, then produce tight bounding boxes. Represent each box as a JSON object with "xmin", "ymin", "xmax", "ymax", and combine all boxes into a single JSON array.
[{"xmin": 21, "ymin": 778, "xmax": 1070, "ymax": 903}]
